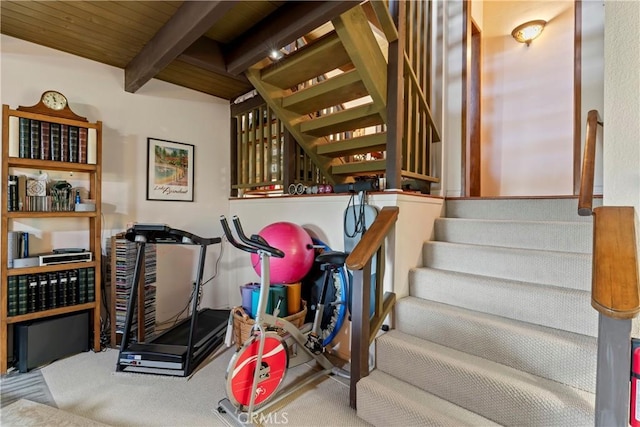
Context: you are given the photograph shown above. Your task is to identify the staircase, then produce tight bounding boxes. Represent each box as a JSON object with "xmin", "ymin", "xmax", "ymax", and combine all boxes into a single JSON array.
[
  {"xmin": 357, "ymin": 197, "xmax": 600, "ymax": 426},
  {"xmin": 245, "ymin": 4, "xmax": 389, "ymax": 185}
]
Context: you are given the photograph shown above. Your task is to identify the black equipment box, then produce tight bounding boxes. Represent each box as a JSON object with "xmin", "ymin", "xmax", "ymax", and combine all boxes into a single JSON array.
[{"xmin": 15, "ymin": 311, "xmax": 89, "ymax": 372}]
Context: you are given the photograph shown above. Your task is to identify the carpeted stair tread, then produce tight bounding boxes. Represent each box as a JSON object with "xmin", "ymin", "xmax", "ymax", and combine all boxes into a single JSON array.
[
  {"xmin": 376, "ymin": 330, "xmax": 595, "ymax": 426},
  {"xmin": 409, "ymin": 267, "xmax": 597, "ymax": 337},
  {"xmin": 357, "ymin": 370, "xmax": 500, "ymax": 427},
  {"xmin": 423, "ymin": 241, "xmax": 591, "ymax": 290},
  {"xmin": 396, "ymin": 296, "xmax": 597, "ymax": 392},
  {"xmin": 434, "ymin": 217, "xmax": 592, "ymax": 253},
  {"xmin": 445, "ymin": 198, "xmax": 601, "ymax": 222}
]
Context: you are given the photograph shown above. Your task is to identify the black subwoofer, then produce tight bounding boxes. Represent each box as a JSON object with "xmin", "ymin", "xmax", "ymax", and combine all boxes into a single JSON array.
[{"xmin": 15, "ymin": 311, "xmax": 89, "ymax": 372}]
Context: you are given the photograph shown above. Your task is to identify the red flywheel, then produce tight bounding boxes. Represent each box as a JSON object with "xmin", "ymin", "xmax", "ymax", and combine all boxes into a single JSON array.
[{"xmin": 226, "ymin": 332, "xmax": 289, "ymax": 409}]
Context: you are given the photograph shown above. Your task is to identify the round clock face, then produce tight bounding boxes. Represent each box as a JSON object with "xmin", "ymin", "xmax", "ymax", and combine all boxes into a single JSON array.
[{"xmin": 42, "ymin": 91, "xmax": 68, "ymax": 111}]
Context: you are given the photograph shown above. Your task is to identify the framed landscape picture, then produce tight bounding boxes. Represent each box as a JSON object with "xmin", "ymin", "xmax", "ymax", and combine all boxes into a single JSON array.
[{"xmin": 146, "ymin": 137, "xmax": 194, "ymax": 202}]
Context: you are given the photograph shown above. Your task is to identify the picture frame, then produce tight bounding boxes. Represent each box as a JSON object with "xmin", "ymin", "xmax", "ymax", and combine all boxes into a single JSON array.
[{"xmin": 146, "ymin": 137, "xmax": 194, "ymax": 202}]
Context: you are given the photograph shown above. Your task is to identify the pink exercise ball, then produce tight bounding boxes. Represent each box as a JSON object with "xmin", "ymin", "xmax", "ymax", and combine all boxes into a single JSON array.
[{"xmin": 250, "ymin": 222, "xmax": 314, "ymax": 284}]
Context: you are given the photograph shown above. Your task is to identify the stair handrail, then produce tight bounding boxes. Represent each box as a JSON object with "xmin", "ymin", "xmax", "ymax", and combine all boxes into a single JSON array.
[
  {"xmin": 345, "ymin": 205, "xmax": 398, "ymax": 409},
  {"xmin": 578, "ymin": 110, "xmax": 602, "ymax": 216},
  {"xmin": 577, "ymin": 110, "xmax": 640, "ymax": 425}
]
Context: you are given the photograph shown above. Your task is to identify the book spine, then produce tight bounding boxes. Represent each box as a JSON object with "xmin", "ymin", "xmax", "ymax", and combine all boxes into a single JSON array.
[
  {"xmin": 40, "ymin": 121, "xmax": 51, "ymax": 160},
  {"xmin": 60, "ymin": 124, "xmax": 69, "ymax": 162},
  {"xmin": 48, "ymin": 272, "xmax": 59, "ymax": 309},
  {"xmin": 8, "ymin": 175, "xmax": 17, "ymax": 212},
  {"xmin": 27, "ymin": 274, "xmax": 38, "ymax": 313},
  {"xmin": 30, "ymin": 120, "xmax": 41, "ymax": 160},
  {"xmin": 68, "ymin": 269, "xmax": 78, "ymax": 305},
  {"xmin": 19, "ymin": 118, "xmax": 30, "ymax": 158},
  {"xmin": 17, "ymin": 175, "xmax": 26, "ymax": 211},
  {"xmin": 68, "ymin": 126, "xmax": 79, "ymax": 163},
  {"xmin": 78, "ymin": 268, "xmax": 87, "ymax": 304},
  {"xmin": 87, "ymin": 267, "xmax": 95, "ymax": 302},
  {"xmin": 87, "ymin": 128, "xmax": 97, "ymax": 164},
  {"xmin": 17, "ymin": 275, "xmax": 28, "ymax": 315},
  {"xmin": 50, "ymin": 123, "xmax": 61, "ymax": 161},
  {"xmin": 58, "ymin": 271, "xmax": 69, "ymax": 307},
  {"xmin": 78, "ymin": 127, "xmax": 88, "ymax": 164},
  {"xmin": 8, "ymin": 116, "xmax": 20, "ymax": 157},
  {"xmin": 38, "ymin": 273, "xmax": 48, "ymax": 311},
  {"xmin": 7, "ymin": 276, "xmax": 18, "ymax": 317}
]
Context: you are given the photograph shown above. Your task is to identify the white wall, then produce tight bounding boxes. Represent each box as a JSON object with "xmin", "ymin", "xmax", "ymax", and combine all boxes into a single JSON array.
[
  {"xmin": 603, "ymin": 0, "xmax": 640, "ymax": 249},
  {"xmin": 481, "ymin": 0, "xmax": 575, "ymax": 196},
  {"xmin": 443, "ymin": 0, "xmax": 465, "ymax": 198},
  {"xmin": 0, "ymin": 35, "xmax": 232, "ymax": 322},
  {"xmin": 581, "ymin": 1, "xmax": 605, "ymax": 195},
  {"xmin": 227, "ymin": 193, "xmax": 444, "ymax": 308}
]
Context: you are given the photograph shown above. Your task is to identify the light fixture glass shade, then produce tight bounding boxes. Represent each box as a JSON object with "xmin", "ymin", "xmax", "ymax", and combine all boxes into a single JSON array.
[{"xmin": 511, "ymin": 20, "xmax": 546, "ymax": 45}]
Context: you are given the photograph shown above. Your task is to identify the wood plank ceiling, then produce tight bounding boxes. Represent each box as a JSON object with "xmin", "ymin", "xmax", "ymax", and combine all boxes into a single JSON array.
[{"xmin": 0, "ymin": 1, "xmax": 358, "ymax": 101}]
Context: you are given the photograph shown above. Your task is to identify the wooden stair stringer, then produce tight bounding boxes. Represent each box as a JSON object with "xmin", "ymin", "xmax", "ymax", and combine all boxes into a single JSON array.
[
  {"xmin": 332, "ymin": 4, "xmax": 388, "ymax": 122},
  {"xmin": 245, "ymin": 66, "xmax": 347, "ymax": 185}
]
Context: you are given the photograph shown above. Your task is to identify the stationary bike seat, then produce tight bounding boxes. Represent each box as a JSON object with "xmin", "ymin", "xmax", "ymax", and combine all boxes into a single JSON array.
[{"xmin": 315, "ymin": 250, "xmax": 348, "ymax": 266}]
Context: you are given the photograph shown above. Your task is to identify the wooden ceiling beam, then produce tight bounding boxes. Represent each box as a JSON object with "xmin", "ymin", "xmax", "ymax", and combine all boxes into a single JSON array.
[
  {"xmin": 124, "ymin": 0, "xmax": 236, "ymax": 93},
  {"xmin": 179, "ymin": 37, "xmax": 248, "ymax": 84},
  {"xmin": 225, "ymin": 1, "xmax": 359, "ymax": 76}
]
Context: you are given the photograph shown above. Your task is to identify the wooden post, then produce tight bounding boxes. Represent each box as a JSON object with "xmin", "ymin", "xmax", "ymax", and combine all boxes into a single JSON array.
[{"xmin": 385, "ymin": 0, "xmax": 405, "ymax": 190}]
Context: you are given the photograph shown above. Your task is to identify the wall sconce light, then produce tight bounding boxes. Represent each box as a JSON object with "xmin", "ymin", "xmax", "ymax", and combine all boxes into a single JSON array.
[{"xmin": 511, "ymin": 20, "xmax": 547, "ymax": 46}]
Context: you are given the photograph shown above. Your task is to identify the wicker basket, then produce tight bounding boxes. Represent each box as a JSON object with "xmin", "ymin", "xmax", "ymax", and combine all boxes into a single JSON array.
[{"xmin": 232, "ymin": 300, "xmax": 307, "ymax": 348}]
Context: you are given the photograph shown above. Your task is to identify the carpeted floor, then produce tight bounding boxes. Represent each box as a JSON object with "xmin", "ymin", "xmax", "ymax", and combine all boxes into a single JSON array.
[
  {"xmin": 0, "ymin": 368, "xmax": 57, "ymax": 409},
  {"xmin": 2, "ymin": 346, "xmax": 369, "ymax": 427},
  {"xmin": 1, "ymin": 399, "xmax": 109, "ymax": 426}
]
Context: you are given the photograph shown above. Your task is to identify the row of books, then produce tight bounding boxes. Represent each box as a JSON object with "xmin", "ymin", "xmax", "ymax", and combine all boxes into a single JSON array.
[
  {"xmin": 7, "ymin": 175, "xmax": 76, "ymax": 212},
  {"xmin": 7, "ymin": 116, "xmax": 97, "ymax": 164},
  {"xmin": 6, "ymin": 268, "xmax": 95, "ymax": 317}
]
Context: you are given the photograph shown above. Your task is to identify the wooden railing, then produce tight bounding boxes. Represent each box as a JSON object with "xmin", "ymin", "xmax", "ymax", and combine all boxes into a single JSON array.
[
  {"xmin": 345, "ymin": 205, "xmax": 398, "ymax": 408},
  {"xmin": 578, "ymin": 110, "xmax": 602, "ymax": 216},
  {"xmin": 230, "ymin": 96, "xmax": 327, "ymax": 196},
  {"xmin": 578, "ymin": 110, "xmax": 640, "ymax": 426},
  {"xmin": 376, "ymin": 0, "xmax": 441, "ymax": 191}
]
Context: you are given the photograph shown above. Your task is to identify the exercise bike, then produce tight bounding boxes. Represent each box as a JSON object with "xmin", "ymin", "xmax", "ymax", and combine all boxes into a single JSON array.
[{"xmin": 217, "ymin": 215, "xmax": 349, "ymax": 422}]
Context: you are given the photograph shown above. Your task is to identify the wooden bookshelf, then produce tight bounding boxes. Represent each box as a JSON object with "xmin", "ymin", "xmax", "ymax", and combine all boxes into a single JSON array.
[{"xmin": 1, "ymin": 99, "xmax": 102, "ymax": 374}]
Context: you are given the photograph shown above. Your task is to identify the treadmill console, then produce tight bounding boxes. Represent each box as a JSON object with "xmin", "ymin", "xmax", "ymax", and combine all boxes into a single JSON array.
[{"xmin": 125, "ymin": 223, "xmax": 221, "ymax": 246}]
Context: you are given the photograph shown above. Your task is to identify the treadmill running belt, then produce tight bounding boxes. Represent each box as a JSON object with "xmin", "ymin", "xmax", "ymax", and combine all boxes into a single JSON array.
[{"xmin": 153, "ymin": 309, "xmax": 229, "ymax": 349}]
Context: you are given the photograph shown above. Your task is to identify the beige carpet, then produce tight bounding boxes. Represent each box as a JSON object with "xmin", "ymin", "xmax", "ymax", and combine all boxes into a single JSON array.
[
  {"xmin": 38, "ymin": 347, "xmax": 369, "ymax": 427},
  {"xmin": 1, "ymin": 399, "xmax": 109, "ymax": 426}
]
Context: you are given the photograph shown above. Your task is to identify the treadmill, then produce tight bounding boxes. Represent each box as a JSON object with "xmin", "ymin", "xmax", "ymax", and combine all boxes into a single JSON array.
[{"xmin": 116, "ymin": 224, "xmax": 230, "ymax": 377}]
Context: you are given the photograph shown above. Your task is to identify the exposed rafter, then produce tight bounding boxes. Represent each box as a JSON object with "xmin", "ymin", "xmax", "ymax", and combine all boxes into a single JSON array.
[
  {"xmin": 225, "ymin": 1, "xmax": 360, "ymax": 76},
  {"xmin": 179, "ymin": 38, "xmax": 248, "ymax": 84},
  {"xmin": 124, "ymin": 1, "xmax": 236, "ymax": 93}
]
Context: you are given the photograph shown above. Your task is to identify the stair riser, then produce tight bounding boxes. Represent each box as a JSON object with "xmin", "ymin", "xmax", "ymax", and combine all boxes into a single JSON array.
[
  {"xmin": 376, "ymin": 333, "xmax": 595, "ymax": 426},
  {"xmin": 396, "ymin": 297, "xmax": 597, "ymax": 392},
  {"xmin": 434, "ymin": 218, "xmax": 593, "ymax": 254},
  {"xmin": 423, "ymin": 242, "xmax": 591, "ymax": 290},
  {"xmin": 410, "ymin": 268, "xmax": 598, "ymax": 336},
  {"xmin": 445, "ymin": 198, "xmax": 601, "ymax": 222},
  {"xmin": 357, "ymin": 372, "xmax": 500, "ymax": 427}
]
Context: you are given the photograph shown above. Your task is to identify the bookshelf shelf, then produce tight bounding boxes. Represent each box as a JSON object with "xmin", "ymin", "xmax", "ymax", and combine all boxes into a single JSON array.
[
  {"xmin": 6, "ymin": 211, "xmax": 97, "ymax": 219},
  {"xmin": 7, "ymin": 302, "xmax": 97, "ymax": 324},
  {"xmin": 1, "ymin": 100, "xmax": 103, "ymax": 374},
  {"xmin": 6, "ymin": 261, "xmax": 98, "ymax": 277},
  {"xmin": 7, "ymin": 157, "xmax": 98, "ymax": 172}
]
